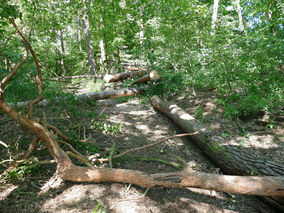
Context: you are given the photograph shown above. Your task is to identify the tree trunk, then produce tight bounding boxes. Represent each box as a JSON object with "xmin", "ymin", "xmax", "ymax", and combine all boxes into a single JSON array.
[
  {"xmin": 8, "ymin": 86, "xmax": 147, "ymax": 109},
  {"xmin": 150, "ymin": 96, "xmax": 284, "ymax": 177},
  {"xmin": 60, "ymin": 29, "xmax": 67, "ymax": 75},
  {"xmin": 211, "ymin": 0, "xmax": 220, "ymax": 35},
  {"xmin": 235, "ymin": 0, "xmax": 244, "ymax": 32},
  {"xmin": 128, "ymin": 70, "xmax": 160, "ymax": 87},
  {"xmin": 77, "ymin": 11, "xmax": 83, "ymax": 53},
  {"xmin": 82, "ymin": 0, "xmax": 96, "ymax": 75},
  {"xmin": 104, "ymin": 70, "xmax": 147, "ymax": 83}
]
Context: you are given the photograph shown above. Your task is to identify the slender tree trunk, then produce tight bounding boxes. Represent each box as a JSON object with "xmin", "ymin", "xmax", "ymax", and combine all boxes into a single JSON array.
[
  {"xmin": 60, "ymin": 29, "xmax": 67, "ymax": 75},
  {"xmin": 82, "ymin": 0, "xmax": 96, "ymax": 75},
  {"xmin": 235, "ymin": 0, "xmax": 244, "ymax": 32},
  {"xmin": 211, "ymin": 0, "xmax": 220, "ymax": 35},
  {"xmin": 268, "ymin": 1, "xmax": 277, "ymax": 35},
  {"xmin": 77, "ymin": 12, "xmax": 83, "ymax": 53}
]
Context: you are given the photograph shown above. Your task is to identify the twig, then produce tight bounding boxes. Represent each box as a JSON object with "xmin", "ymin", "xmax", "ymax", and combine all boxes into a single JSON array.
[
  {"xmin": 0, "ymin": 140, "xmax": 8, "ymax": 148},
  {"xmin": 1, "ymin": 137, "xmax": 40, "ymax": 177},
  {"xmin": 97, "ymin": 132, "xmax": 198, "ymax": 162},
  {"xmin": 58, "ymin": 140, "xmax": 86, "ymax": 158},
  {"xmin": 139, "ymin": 157, "xmax": 182, "ymax": 169},
  {"xmin": 0, "ymin": 49, "xmax": 27, "ymax": 94},
  {"xmin": 46, "ymin": 124, "xmax": 70, "ymax": 142},
  {"xmin": 168, "ymin": 152, "xmax": 187, "ymax": 167},
  {"xmin": 111, "ymin": 133, "xmax": 197, "ymax": 160},
  {"xmin": 66, "ymin": 151, "xmax": 94, "ymax": 168},
  {"xmin": 108, "ymin": 142, "xmax": 116, "ymax": 168}
]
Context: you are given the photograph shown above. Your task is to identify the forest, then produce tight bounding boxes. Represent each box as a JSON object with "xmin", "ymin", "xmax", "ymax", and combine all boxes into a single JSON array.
[{"xmin": 0, "ymin": 0, "xmax": 283, "ymax": 212}]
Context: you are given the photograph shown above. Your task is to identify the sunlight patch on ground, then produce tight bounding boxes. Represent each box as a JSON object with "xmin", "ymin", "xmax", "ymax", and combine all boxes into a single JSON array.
[
  {"xmin": 0, "ymin": 184, "xmax": 18, "ymax": 201},
  {"xmin": 136, "ymin": 124, "xmax": 150, "ymax": 135}
]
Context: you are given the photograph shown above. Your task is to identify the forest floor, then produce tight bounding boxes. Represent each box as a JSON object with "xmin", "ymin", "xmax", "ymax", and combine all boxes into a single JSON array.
[{"xmin": 0, "ymin": 79, "xmax": 283, "ymax": 213}]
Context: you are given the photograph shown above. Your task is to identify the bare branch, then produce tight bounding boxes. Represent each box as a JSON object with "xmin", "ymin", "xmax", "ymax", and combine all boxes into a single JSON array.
[
  {"xmin": 9, "ymin": 18, "xmax": 43, "ymax": 118},
  {"xmin": 98, "ymin": 133, "xmax": 198, "ymax": 162}
]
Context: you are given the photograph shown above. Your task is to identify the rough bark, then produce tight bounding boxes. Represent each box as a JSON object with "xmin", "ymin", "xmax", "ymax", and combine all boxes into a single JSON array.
[
  {"xmin": 8, "ymin": 86, "xmax": 147, "ymax": 109},
  {"xmin": 150, "ymin": 95, "xmax": 284, "ymax": 177},
  {"xmin": 104, "ymin": 70, "xmax": 147, "ymax": 83},
  {"xmin": 43, "ymin": 74, "xmax": 102, "ymax": 81},
  {"xmin": 82, "ymin": 0, "xmax": 96, "ymax": 75},
  {"xmin": 78, "ymin": 86, "xmax": 147, "ymax": 100}
]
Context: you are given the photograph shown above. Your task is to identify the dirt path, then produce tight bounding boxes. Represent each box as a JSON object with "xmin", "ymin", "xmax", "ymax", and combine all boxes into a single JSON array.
[{"xmin": 0, "ymin": 98, "xmax": 275, "ymax": 212}]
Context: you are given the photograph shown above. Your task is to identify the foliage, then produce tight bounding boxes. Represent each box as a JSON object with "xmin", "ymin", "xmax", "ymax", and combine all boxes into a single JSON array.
[{"xmin": 0, "ymin": 0, "xmax": 283, "ymax": 120}]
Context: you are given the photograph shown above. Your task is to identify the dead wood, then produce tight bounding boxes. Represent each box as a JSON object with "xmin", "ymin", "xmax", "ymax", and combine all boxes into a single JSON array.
[
  {"xmin": 1, "ymin": 19, "xmax": 284, "ymax": 198},
  {"xmin": 8, "ymin": 86, "xmax": 147, "ymax": 109},
  {"xmin": 128, "ymin": 70, "xmax": 161, "ymax": 87},
  {"xmin": 43, "ymin": 74, "xmax": 103, "ymax": 81},
  {"xmin": 104, "ymin": 70, "xmax": 147, "ymax": 83},
  {"xmin": 78, "ymin": 86, "xmax": 147, "ymax": 100},
  {"xmin": 98, "ymin": 133, "xmax": 198, "ymax": 162},
  {"xmin": 150, "ymin": 95, "xmax": 284, "ymax": 177}
]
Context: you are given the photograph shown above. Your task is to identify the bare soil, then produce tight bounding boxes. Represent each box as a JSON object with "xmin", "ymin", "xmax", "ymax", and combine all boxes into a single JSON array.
[{"xmin": 0, "ymin": 89, "xmax": 283, "ymax": 213}]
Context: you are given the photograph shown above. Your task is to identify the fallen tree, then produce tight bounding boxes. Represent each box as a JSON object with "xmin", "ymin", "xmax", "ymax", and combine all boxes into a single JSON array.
[
  {"xmin": 8, "ymin": 86, "xmax": 147, "ymax": 109},
  {"xmin": 128, "ymin": 70, "xmax": 161, "ymax": 87},
  {"xmin": 1, "ymin": 19, "xmax": 284, "ymax": 199},
  {"xmin": 150, "ymin": 95, "xmax": 284, "ymax": 208},
  {"xmin": 43, "ymin": 74, "xmax": 103, "ymax": 82},
  {"xmin": 150, "ymin": 95, "xmax": 284, "ymax": 176},
  {"xmin": 104, "ymin": 70, "xmax": 147, "ymax": 83}
]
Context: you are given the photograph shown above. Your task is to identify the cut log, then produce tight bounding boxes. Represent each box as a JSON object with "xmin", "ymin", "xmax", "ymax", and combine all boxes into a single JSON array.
[
  {"xmin": 104, "ymin": 70, "xmax": 147, "ymax": 83},
  {"xmin": 8, "ymin": 86, "xmax": 147, "ymax": 109},
  {"xmin": 128, "ymin": 70, "xmax": 161, "ymax": 87},
  {"xmin": 127, "ymin": 66, "xmax": 139, "ymax": 71},
  {"xmin": 78, "ymin": 86, "xmax": 147, "ymax": 100},
  {"xmin": 43, "ymin": 74, "xmax": 103, "ymax": 81},
  {"xmin": 59, "ymin": 164, "xmax": 284, "ymax": 196},
  {"xmin": 150, "ymin": 95, "xmax": 284, "ymax": 177}
]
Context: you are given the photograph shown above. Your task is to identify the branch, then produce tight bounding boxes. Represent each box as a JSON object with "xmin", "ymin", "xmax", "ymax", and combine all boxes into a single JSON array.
[
  {"xmin": 0, "ymin": 48, "xmax": 28, "ymax": 96},
  {"xmin": 108, "ymin": 133, "xmax": 198, "ymax": 161},
  {"xmin": 9, "ymin": 18, "xmax": 43, "ymax": 118}
]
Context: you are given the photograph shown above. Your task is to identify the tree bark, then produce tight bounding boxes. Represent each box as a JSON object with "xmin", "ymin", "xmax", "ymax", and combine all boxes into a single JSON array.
[
  {"xmin": 235, "ymin": 0, "xmax": 244, "ymax": 32},
  {"xmin": 8, "ymin": 86, "xmax": 147, "ymax": 109},
  {"xmin": 60, "ymin": 29, "xmax": 67, "ymax": 75},
  {"xmin": 78, "ymin": 86, "xmax": 147, "ymax": 100},
  {"xmin": 150, "ymin": 96, "xmax": 284, "ymax": 177},
  {"xmin": 77, "ymin": 11, "xmax": 83, "ymax": 53},
  {"xmin": 104, "ymin": 70, "xmax": 147, "ymax": 83},
  {"xmin": 211, "ymin": 0, "xmax": 220, "ymax": 35},
  {"xmin": 82, "ymin": 0, "xmax": 96, "ymax": 75},
  {"xmin": 128, "ymin": 70, "xmax": 160, "ymax": 86}
]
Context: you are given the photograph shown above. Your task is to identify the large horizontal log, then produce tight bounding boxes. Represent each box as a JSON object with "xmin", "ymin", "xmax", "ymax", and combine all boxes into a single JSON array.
[
  {"xmin": 150, "ymin": 95, "xmax": 284, "ymax": 177},
  {"xmin": 59, "ymin": 162, "xmax": 284, "ymax": 196},
  {"xmin": 43, "ymin": 74, "xmax": 103, "ymax": 81},
  {"xmin": 104, "ymin": 70, "xmax": 147, "ymax": 83},
  {"xmin": 78, "ymin": 86, "xmax": 147, "ymax": 100},
  {"xmin": 8, "ymin": 86, "xmax": 147, "ymax": 108}
]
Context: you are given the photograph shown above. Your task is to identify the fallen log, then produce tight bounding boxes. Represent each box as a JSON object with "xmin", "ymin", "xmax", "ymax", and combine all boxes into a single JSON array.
[
  {"xmin": 150, "ymin": 95, "xmax": 284, "ymax": 177},
  {"xmin": 104, "ymin": 70, "xmax": 147, "ymax": 83},
  {"xmin": 150, "ymin": 96, "xmax": 284, "ymax": 208},
  {"xmin": 8, "ymin": 86, "xmax": 147, "ymax": 109},
  {"xmin": 59, "ymin": 164, "xmax": 284, "ymax": 196},
  {"xmin": 43, "ymin": 74, "xmax": 103, "ymax": 81},
  {"xmin": 128, "ymin": 70, "xmax": 161, "ymax": 87},
  {"xmin": 78, "ymin": 86, "xmax": 147, "ymax": 100},
  {"xmin": 3, "ymin": 19, "xmax": 283, "ymax": 202}
]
